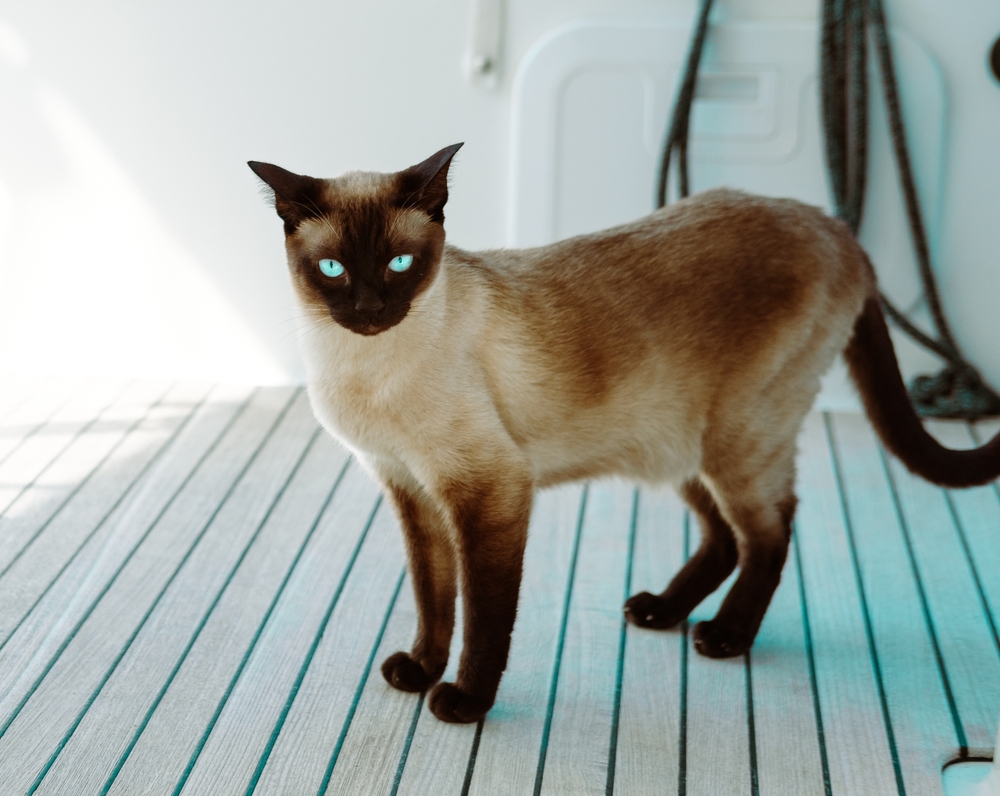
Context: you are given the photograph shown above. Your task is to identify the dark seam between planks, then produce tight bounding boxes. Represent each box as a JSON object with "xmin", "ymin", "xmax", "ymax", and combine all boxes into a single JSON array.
[
  {"xmin": 238, "ymin": 492, "xmax": 385, "ymax": 796},
  {"xmin": 24, "ymin": 389, "xmax": 301, "ymax": 794},
  {"xmin": 320, "ymin": 567, "xmax": 407, "ymax": 796},
  {"xmin": 459, "ymin": 719, "xmax": 485, "ymax": 796},
  {"xmin": 0, "ymin": 377, "xmax": 92, "ymax": 470},
  {"xmin": 0, "ymin": 389, "xmax": 210, "ymax": 660},
  {"xmin": 745, "ymin": 651, "xmax": 759, "ymax": 796},
  {"xmin": 97, "ymin": 426, "xmax": 329, "ymax": 796},
  {"xmin": 678, "ymin": 511, "xmax": 690, "ymax": 796},
  {"xmin": 389, "ymin": 693, "xmax": 426, "ymax": 796},
  {"xmin": 0, "ymin": 388, "xmax": 259, "ymax": 742},
  {"xmin": 533, "ymin": 485, "xmax": 589, "ymax": 796},
  {"xmin": 823, "ymin": 412, "xmax": 906, "ymax": 796},
  {"xmin": 943, "ymin": 493, "xmax": 1000, "ymax": 658},
  {"xmin": 0, "ymin": 380, "xmax": 134, "ymax": 522},
  {"xmin": 878, "ymin": 447, "xmax": 968, "ymax": 755},
  {"xmin": 0, "ymin": 382, "xmax": 176, "ymax": 584},
  {"xmin": 605, "ymin": 487, "xmax": 640, "ymax": 796},
  {"xmin": 792, "ymin": 532, "xmax": 833, "ymax": 796}
]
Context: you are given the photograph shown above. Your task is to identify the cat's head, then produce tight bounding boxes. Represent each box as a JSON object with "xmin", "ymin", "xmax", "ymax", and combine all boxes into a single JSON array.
[{"xmin": 249, "ymin": 143, "xmax": 462, "ymax": 337}]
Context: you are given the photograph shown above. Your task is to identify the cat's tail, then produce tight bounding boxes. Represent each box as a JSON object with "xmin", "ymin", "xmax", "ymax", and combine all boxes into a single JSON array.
[{"xmin": 844, "ymin": 295, "xmax": 1000, "ymax": 488}]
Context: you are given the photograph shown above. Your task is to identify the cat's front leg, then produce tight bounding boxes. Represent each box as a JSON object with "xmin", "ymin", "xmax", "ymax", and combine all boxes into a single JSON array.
[
  {"xmin": 381, "ymin": 482, "xmax": 458, "ymax": 693},
  {"xmin": 428, "ymin": 467, "xmax": 533, "ymax": 724}
]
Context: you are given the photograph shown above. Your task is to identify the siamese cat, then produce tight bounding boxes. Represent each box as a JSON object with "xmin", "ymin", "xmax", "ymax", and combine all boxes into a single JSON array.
[{"xmin": 248, "ymin": 143, "xmax": 1000, "ymax": 724}]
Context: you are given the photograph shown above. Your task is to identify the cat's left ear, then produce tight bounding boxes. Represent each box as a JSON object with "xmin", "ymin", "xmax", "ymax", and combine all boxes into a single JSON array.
[{"xmin": 396, "ymin": 143, "xmax": 463, "ymax": 224}]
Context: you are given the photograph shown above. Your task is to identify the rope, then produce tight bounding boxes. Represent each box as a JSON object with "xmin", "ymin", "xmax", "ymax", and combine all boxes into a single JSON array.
[{"xmin": 656, "ymin": 0, "xmax": 1000, "ymax": 418}]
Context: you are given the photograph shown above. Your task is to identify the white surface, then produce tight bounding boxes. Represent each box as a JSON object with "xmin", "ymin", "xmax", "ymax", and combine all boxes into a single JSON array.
[
  {"xmin": 508, "ymin": 20, "xmax": 946, "ymax": 409},
  {"xmin": 0, "ymin": 0, "xmax": 998, "ymax": 389}
]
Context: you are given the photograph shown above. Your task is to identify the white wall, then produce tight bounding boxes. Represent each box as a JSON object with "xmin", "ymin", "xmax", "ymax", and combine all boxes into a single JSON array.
[{"xmin": 0, "ymin": 0, "xmax": 997, "ymax": 387}]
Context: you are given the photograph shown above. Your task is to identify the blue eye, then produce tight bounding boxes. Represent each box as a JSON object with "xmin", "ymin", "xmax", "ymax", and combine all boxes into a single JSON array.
[
  {"xmin": 318, "ymin": 258, "xmax": 345, "ymax": 278},
  {"xmin": 389, "ymin": 254, "xmax": 413, "ymax": 273}
]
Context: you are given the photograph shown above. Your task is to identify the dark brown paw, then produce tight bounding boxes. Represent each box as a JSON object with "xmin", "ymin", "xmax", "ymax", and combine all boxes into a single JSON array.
[
  {"xmin": 623, "ymin": 591, "xmax": 686, "ymax": 629},
  {"xmin": 428, "ymin": 682, "xmax": 492, "ymax": 724},
  {"xmin": 691, "ymin": 620, "xmax": 754, "ymax": 659},
  {"xmin": 381, "ymin": 651, "xmax": 444, "ymax": 693}
]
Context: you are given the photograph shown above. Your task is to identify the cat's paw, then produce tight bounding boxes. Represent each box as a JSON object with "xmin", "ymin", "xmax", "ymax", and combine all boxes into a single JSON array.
[
  {"xmin": 691, "ymin": 620, "xmax": 754, "ymax": 659},
  {"xmin": 623, "ymin": 591, "xmax": 685, "ymax": 629},
  {"xmin": 428, "ymin": 682, "xmax": 492, "ymax": 724},
  {"xmin": 381, "ymin": 651, "xmax": 444, "ymax": 693}
]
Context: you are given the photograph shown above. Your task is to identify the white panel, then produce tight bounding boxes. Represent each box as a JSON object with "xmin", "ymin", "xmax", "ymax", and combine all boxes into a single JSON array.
[{"xmin": 509, "ymin": 19, "xmax": 946, "ymax": 408}]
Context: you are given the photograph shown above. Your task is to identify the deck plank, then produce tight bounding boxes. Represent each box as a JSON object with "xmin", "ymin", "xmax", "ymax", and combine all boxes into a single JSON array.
[
  {"xmin": 830, "ymin": 412, "xmax": 961, "ymax": 792},
  {"xmin": 0, "ymin": 374, "xmax": 47, "ymax": 424},
  {"xmin": 0, "ymin": 383, "xmax": 253, "ymax": 717},
  {"xmin": 0, "ymin": 377, "xmax": 128, "ymax": 517},
  {"xmin": 0, "ymin": 386, "xmax": 290, "ymax": 794},
  {"xmin": 322, "ymin": 575, "xmax": 425, "ymax": 796},
  {"xmin": 752, "ymin": 531, "xmax": 826, "ymax": 796},
  {"xmin": 613, "ymin": 486, "xmax": 685, "ymax": 796},
  {"xmin": 465, "ymin": 484, "xmax": 586, "ymax": 796},
  {"xmin": 102, "ymin": 435, "xmax": 356, "ymax": 796},
  {"xmin": 539, "ymin": 480, "xmax": 634, "ymax": 795},
  {"xmin": 175, "ymin": 461, "xmax": 383, "ymax": 796},
  {"xmin": 0, "ymin": 375, "xmax": 85, "ymax": 465},
  {"xmin": 685, "ymin": 574, "xmax": 751, "ymax": 796},
  {"xmin": 251, "ymin": 499, "xmax": 407, "ymax": 796},
  {"xmin": 0, "ymin": 381, "xmax": 209, "ymax": 690},
  {"xmin": 0, "ymin": 379, "xmax": 171, "ymax": 574},
  {"xmin": 877, "ymin": 422, "xmax": 1000, "ymax": 755},
  {"xmin": 34, "ymin": 390, "xmax": 319, "ymax": 795},
  {"xmin": 795, "ymin": 412, "xmax": 900, "ymax": 796}
]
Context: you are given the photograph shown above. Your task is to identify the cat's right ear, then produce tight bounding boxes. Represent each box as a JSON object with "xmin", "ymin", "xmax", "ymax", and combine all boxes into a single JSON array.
[{"xmin": 248, "ymin": 161, "xmax": 324, "ymax": 234}]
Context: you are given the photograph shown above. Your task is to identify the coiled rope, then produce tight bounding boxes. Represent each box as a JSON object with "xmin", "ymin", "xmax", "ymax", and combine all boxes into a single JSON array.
[{"xmin": 657, "ymin": 0, "xmax": 1000, "ymax": 419}]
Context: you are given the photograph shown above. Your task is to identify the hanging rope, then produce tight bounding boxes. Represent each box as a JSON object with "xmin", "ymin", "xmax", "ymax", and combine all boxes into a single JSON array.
[{"xmin": 657, "ymin": 0, "xmax": 1000, "ymax": 419}]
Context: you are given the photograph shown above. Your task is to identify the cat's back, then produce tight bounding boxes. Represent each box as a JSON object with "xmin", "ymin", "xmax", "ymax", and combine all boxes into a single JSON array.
[{"xmin": 465, "ymin": 188, "xmax": 872, "ymax": 358}]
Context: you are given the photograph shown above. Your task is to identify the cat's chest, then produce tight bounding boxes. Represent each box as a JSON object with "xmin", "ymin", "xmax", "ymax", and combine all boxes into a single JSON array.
[{"xmin": 303, "ymin": 338, "xmax": 460, "ymax": 462}]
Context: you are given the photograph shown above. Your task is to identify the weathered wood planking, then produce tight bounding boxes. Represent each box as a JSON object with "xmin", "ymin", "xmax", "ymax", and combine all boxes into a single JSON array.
[
  {"xmin": 0, "ymin": 377, "xmax": 128, "ymax": 517},
  {"xmin": 795, "ymin": 412, "xmax": 900, "ymax": 796},
  {"xmin": 104, "ymin": 434, "xmax": 355, "ymax": 796},
  {"xmin": 0, "ymin": 375, "xmax": 86, "ymax": 466},
  {"xmin": 0, "ymin": 383, "xmax": 254, "ymax": 722},
  {"xmin": 538, "ymin": 481, "xmax": 634, "ymax": 795},
  {"xmin": 612, "ymin": 486, "xmax": 684, "ymax": 796},
  {"xmin": 465, "ymin": 484, "xmax": 586, "ymax": 796},
  {"xmin": 0, "ymin": 381, "xmax": 210, "ymax": 652},
  {"xmin": 829, "ymin": 412, "xmax": 961, "ymax": 793},
  {"xmin": 252, "ymin": 502, "xmax": 407, "ymax": 796},
  {"xmin": 0, "ymin": 374, "xmax": 47, "ymax": 425},
  {"xmin": 752, "ymin": 533, "xmax": 826, "ymax": 796},
  {"xmin": 393, "ymin": 604, "xmax": 477, "ymax": 796},
  {"xmin": 321, "ymin": 575, "xmax": 426, "ymax": 796},
  {"xmin": 876, "ymin": 420, "xmax": 1000, "ymax": 755},
  {"xmin": 0, "ymin": 386, "xmax": 289, "ymax": 794},
  {"xmin": 0, "ymin": 379, "xmax": 171, "ymax": 575},
  {"xmin": 34, "ymin": 390, "xmax": 319, "ymax": 794},
  {"xmin": 685, "ymin": 572, "xmax": 751, "ymax": 796},
  {"xmin": 175, "ymin": 461, "xmax": 383, "ymax": 796}
]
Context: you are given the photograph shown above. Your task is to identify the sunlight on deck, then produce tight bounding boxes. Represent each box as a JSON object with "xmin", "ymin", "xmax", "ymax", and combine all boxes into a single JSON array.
[{"xmin": 0, "ymin": 376, "xmax": 996, "ymax": 795}]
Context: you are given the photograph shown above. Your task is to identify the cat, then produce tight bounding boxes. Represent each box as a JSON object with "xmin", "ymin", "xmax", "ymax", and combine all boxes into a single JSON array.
[{"xmin": 248, "ymin": 143, "xmax": 1000, "ymax": 724}]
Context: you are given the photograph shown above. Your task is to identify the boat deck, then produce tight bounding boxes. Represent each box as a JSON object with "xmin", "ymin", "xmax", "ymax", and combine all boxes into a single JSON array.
[{"xmin": 0, "ymin": 376, "xmax": 996, "ymax": 795}]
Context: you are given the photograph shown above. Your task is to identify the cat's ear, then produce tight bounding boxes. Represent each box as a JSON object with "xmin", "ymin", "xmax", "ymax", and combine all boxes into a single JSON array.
[
  {"xmin": 248, "ymin": 161, "xmax": 324, "ymax": 234},
  {"xmin": 395, "ymin": 143, "xmax": 463, "ymax": 224}
]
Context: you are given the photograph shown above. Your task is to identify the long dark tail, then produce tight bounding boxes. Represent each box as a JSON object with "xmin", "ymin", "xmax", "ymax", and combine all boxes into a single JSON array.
[{"xmin": 844, "ymin": 297, "xmax": 1000, "ymax": 488}]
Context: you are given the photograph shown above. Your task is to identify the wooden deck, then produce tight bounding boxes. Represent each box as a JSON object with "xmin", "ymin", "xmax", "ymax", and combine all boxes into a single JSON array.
[{"xmin": 0, "ymin": 375, "xmax": 997, "ymax": 795}]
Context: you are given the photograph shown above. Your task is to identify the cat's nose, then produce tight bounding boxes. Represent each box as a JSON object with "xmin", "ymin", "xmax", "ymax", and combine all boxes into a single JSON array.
[{"xmin": 354, "ymin": 286, "xmax": 386, "ymax": 319}]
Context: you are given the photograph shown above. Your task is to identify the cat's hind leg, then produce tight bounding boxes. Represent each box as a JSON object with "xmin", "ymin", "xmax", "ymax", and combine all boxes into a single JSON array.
[
  {"xmin": 689, "ymin": 474, "xmax": 796, "ymax": 659},
  {"xmin": 624, "ymin": 478, "xmax": 739, "ymax": 630},
  {"xmin": 381, "ymin": 483, "xmax": 457, "ymax": 693}
]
